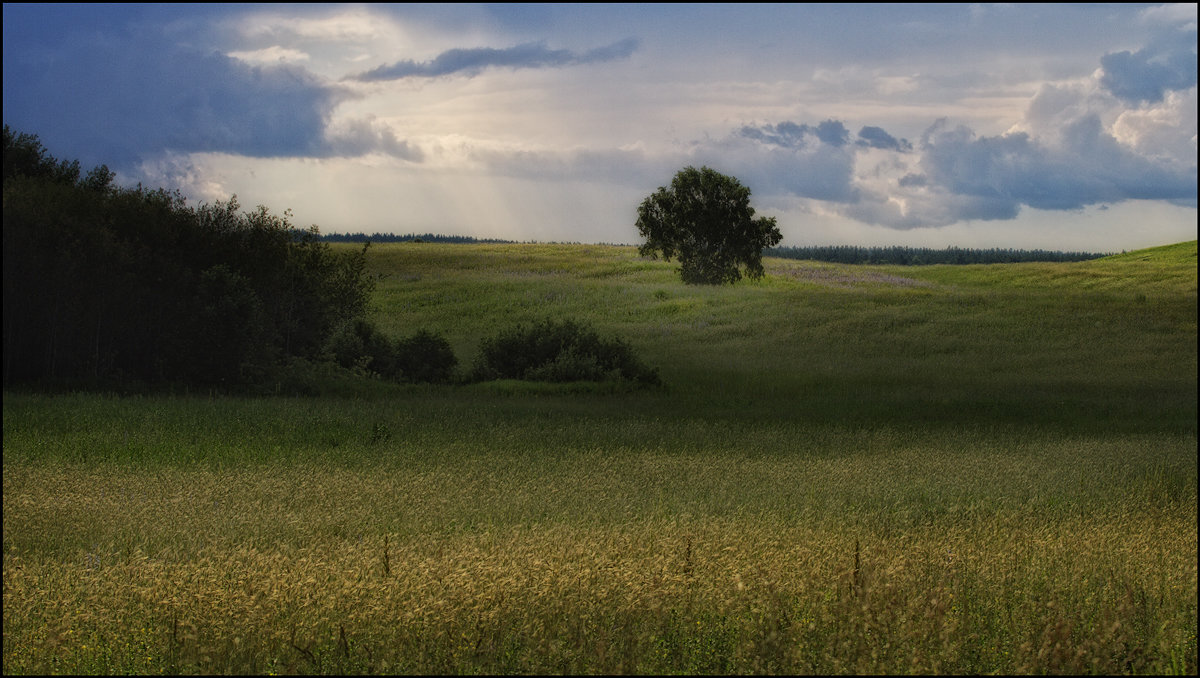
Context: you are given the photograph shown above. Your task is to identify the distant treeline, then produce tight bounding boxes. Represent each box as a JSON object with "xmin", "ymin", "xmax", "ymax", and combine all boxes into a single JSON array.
[
  {"xmin": 766, "ymin": 245, "xmax": 1111, "ymax": 265},
  {"xmin": 317, "ymin": 232, "xmax": 521, "ymax": 244},
  {"xmin": 318, "ymin": 233, "xmax": 1111, "ymax": 265}
]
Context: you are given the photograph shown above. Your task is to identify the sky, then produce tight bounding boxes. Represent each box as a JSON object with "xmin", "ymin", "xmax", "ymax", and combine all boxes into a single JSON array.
[{"xmin": 3, "ymin": 3, "xmax": 1196, "ymax": 251}]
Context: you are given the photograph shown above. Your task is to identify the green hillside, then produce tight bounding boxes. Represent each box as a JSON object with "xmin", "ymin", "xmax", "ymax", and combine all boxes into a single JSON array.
[
  {"xmin": 337, "ymin": 239, "xmax": 1197, "ymax": 433},
  {"xmin": 1100, "ymin": 239, "xmax": 1198, "ymax": 264}
]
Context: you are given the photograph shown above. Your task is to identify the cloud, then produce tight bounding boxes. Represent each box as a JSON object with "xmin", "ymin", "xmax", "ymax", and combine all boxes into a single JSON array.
[
  {"xmin": 857, "ymin": 126, "xmax": 912, "ymax": 151},
  {"xmin": 738, "ymin": 120, "xmax": 851, "ymax": 149},
  {"xmin": 712, "ymin": 121, "xmax": 861, "ymax": 203},
  {"xmin": 227, "ymin": 46, "xmax": 312, "ymax": 65},
  {"xmin": 873, "ymin": 114, "xmax": 1197, "ymax": 226},
  {"xmin": 1, "ymin": 28, "xmax": 423, "ymax": 171},
  {"xmin": 237, "ymin": 8, "xmax": 389, "ymax": 43},
  {"xmin": 1100, "ymin": 6, "xmax": 1197, "ymax": 104},
  {"xmin": 323, "ymin": 117, "xmax": 424, "ymax": 161},
  {"xmin": 347, "ymin": 38, "xmax": 639, "ymax": 82},
  {"xmin": 456, "ymin": 117, "xmax": 869, "ymax": 206},
  {"xmin": 717, "ymin": 105, "xmax": 1196, "ymax": 230},
  {"xmin": 1110, "ymin": 87, "xmax": 1198, "ymax": 167},
  {"xmin": 723, "ymin": 23, "xmax": 1198, "ymax": 232},
  {"xmin": 418, "ymin": 136, "xmax": 668, "ymax": 189},
  {"xmin": 1138, "ymin": 3, "xmax": 1198, "ymax": 32},
  {"xmin": 1100, "ymin": 47, "xmax": 1197, "ymax": 104},
  {"xmin": 134, "ymin": 153, "xmax": 231, "ymax": 205}
]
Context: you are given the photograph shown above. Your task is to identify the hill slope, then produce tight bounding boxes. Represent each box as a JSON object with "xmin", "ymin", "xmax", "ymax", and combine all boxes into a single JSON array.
[{"xmin": 340, "ymin": 239, "xmax": 1198, "ymax": 433}]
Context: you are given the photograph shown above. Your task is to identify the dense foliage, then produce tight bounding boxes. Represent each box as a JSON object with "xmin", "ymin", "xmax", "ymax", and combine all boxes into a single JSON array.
[
  {"xmin": 637, "ymin": 166, "xmax": 783, "ymax": 285},
  {"xmin": 394, "ymin": 329, "xmax": 459, "ymax": 384},
  {"xmin": 472, "ymin": 318, "xmax": 661, "ymax": 386},
  {"xmin": 768, "ymin": 244, "xmax": 1110, "ymax": 265},
  {"xmin": 2, "ymin": 125, "xmax": 375, "ymax": 388},
  {"xmin": 327, "ymin": 320, "xmax": 458, "ymax": 384}
]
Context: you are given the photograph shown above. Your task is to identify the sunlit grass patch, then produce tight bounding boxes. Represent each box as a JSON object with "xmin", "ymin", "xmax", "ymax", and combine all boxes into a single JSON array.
[{"xmin": 4, "ymin": 506, "xmax": 1195, "ymax": 674}]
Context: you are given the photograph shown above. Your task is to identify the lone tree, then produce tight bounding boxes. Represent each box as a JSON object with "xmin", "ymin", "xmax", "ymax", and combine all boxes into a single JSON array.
[{"xmin": 636, "ymin": 166, "xmax": 782, "ymax": 285}]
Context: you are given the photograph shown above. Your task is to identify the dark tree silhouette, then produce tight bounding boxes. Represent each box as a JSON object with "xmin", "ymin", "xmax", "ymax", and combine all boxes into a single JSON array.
[
  {"xmin": 636, "ymin": 166, "xmax": 782, "ymax": 285},
  {"xmin": 2, "ymin": 124, "xmax": 376, "ymax": 389}
]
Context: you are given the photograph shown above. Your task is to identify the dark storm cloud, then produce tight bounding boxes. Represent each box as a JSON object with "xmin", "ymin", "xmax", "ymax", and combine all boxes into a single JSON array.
[
  {"xmin": 738, "ymin": 122, "xmax": 803, "ymax": 147},
  {"xmin": 1, "ymin": 27, "xmax": 417, "ymax": 171},
  {"xmin": 814, "ymin": 120, "xmax": 850, "ymax": 147},
  {"xmin": 738, "ymin": 120, "xmax": 851, "ymax": 149},
  {"xmin": 1098, "ymin": 14, "xmax": 1197, "ymax": 105},
  {"xmin": 731, "ymin": 113, "xmax": 1196, "ymax": 229},
  {"xmin": 857, "ymin": 126, "xmax": 912, "ymax": 151},
  {"xmin": 348, "ymin": 38, "xmax": 639, "ymax": 82},
  {"xmin": 1100, "ymin": 46, "xmax": 1198, "ymax": 104},
  {"xmin": 916, "ymin": 116, "xmax": 1196, "ymax": 218}
]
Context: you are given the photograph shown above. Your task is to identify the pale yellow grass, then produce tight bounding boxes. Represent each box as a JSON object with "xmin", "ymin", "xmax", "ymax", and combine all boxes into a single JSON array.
[{"xmin": 4, "ymin": 464, "xmax": 1195, "ymax": 674}]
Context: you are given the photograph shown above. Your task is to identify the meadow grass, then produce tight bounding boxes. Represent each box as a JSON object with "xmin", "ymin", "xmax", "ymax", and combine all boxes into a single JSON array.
[{"xmin": 3, "ymin": 240, "xmax": 1196, "ymax": 674}]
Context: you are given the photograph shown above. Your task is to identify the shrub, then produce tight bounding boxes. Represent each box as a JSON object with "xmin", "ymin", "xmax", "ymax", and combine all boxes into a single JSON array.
[
  {"xmin": 326, "ymin": 323, "xmax": 457, "ymax": 384},
  {"xmin": 472, "ymin": 318, "xmax": 661, "ymax": 386},
  {"xmin": 188, "ymin": 264, "xmax": 270, "ymax": 384},
  {"xmin": 395, "ymin": 330, "xmax": 458, "ymax": 383},
  {"xmin": 326, "ymin": 319, "xmax": 398, "ymax": 379}
]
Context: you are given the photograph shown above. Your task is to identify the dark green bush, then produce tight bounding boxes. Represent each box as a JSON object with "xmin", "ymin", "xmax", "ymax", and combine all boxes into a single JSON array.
[
  {"xmin": 326, "ymin": 320, "xmax": 370, "ymax": 372},
  {"xmin": 326, "ymin": 322, "xmax": 457, "ymax": 384},
  {"xmin": 326, "ymin": 319, "xmax": 400, "ymax": 379},
  {"xmin": 189, "ymin": 264, "xmax": 270, "ymax": 384},
  {"xmin": 395, "ymin": 330, "xmax": 458, "ymax": 383},
  {"xmin": 472, "ymin": 318, "xmax": 661, "ymax": 387}
]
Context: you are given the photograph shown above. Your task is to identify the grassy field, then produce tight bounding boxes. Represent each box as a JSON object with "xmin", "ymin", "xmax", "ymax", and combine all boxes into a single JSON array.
[{"xmin": 3, "ymin": 240, "xmax": 1196, "ymax": 674}]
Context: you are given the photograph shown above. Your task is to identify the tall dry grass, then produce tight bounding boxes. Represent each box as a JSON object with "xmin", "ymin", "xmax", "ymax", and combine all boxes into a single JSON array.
[{"xmin": 4, "ymin": 458, "xmax": 1196, "ymax": 674}]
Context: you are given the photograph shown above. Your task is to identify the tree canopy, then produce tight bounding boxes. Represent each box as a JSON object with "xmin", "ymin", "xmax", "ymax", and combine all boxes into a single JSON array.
[
  {"xmin": 2, "ymin": 124, "xmax": 375, "ymax": 389},
  {"xmin": 636, "ymin": 166, "xmax": 782, "ymax": 285}
]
